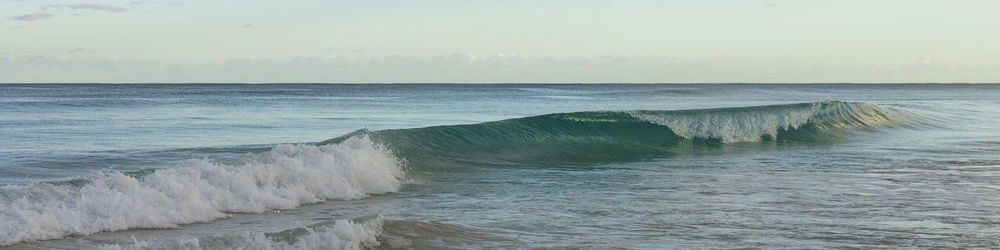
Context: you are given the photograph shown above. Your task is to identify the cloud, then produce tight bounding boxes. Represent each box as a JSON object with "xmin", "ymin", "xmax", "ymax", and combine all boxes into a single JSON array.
[
  {"xmin": 66, "ymin": 48, "xmax": 93, "ymax": 53},
  {"xmin": 69, "ymin": 4, "xmax": 127, "ymax": 12},
  {"xmin": 40, "ymin": 4, "xmax": 64, "ymax": 11},
  {"xmin": 9, "ymin": 12, "xmax": 53, "ymax": 21}
]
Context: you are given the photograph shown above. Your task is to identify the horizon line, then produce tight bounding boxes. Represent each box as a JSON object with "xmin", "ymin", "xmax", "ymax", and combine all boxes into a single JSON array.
[{"xmin": 1, "ymin": 82, "xmax": 998, "ymax": 85}]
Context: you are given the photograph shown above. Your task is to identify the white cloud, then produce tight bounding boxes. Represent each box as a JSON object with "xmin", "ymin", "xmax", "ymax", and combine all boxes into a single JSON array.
[
  {"xmin": 9, "ymin": 12, "xmax": 53, "ymax": 21},
  {"xmin": 68, "ymin": 4, "xmax": 127, "ymax": 12}
]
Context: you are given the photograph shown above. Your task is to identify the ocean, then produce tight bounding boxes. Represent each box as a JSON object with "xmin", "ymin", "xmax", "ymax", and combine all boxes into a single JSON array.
[{"xmin": 1, "ymin": 84, "xmax": 999, "ymax": 249}]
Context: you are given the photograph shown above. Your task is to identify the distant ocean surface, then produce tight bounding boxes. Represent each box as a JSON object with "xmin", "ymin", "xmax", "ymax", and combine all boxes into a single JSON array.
[{"xmin": 1, "ymin": 84, "xmax": 999, "ymax": 249}]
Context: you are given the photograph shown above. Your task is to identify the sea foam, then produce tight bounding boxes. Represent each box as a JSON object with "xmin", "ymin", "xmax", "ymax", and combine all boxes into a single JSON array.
[
  {"xmin": 0, "ymin": 135, "xmax": 403, "ymax": 246},
  {"xmin": 99, "ymin": 216, "xmax": 385, "ymax": 250}
]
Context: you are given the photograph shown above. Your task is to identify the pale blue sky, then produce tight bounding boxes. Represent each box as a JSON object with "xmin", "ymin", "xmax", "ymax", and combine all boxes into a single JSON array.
[{"xmin": 1, "ymin": 0, "xmax": 998, "ymax": 83}]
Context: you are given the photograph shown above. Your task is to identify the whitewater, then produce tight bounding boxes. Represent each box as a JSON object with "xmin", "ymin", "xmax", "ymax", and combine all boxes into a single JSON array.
[
  {"xmin": 0, "ymin": 135, "xmax": 402, "ymax": 246},
  {"xmin": 1, "ymin": 84, "xmax": 999, "ymax": 249}
]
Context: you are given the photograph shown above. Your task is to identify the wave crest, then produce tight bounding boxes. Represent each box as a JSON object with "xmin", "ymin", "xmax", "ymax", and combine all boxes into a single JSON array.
[{"xmin": 629, "ymin": 101, "xmax": 909, "ymax": 142}]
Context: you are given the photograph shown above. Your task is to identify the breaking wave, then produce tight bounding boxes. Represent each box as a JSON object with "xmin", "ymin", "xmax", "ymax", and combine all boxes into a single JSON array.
[
  {"xmin": 325, "ymin": 101, "xmax": 914, "ymax": 166},
  {"xmin": 0, "ymin": 135, "xmax": 404, "ymax": 246}
]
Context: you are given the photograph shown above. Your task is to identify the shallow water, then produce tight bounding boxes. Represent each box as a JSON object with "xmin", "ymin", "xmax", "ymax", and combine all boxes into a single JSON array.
[{"xmin": 1, "ymin": 84, "xmax": 999, "ymax": 249}]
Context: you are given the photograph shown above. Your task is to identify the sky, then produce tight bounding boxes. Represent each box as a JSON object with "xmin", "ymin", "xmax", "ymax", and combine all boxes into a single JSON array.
[{"xmin": 1, "ymin": 0, "xmax": 998, "ymax": 83}]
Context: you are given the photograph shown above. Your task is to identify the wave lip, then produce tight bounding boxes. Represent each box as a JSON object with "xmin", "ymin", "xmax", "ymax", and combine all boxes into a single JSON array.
[
  {"xmin": 0, "ymin": 135, "xmax": 404, "ymax": 246},
  {"xmin": 628, "ymin": 101, "xmax": 911, "ymax": 143}
]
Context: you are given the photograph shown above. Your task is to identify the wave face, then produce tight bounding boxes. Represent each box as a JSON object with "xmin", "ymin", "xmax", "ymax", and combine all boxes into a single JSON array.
[
  {"xmin": 0, "ymin": 135, "xmax": 403, "ymax": 246},
  {"xmin": 325, "ymin": 101, "xmax": 911, "ymax": 167}
]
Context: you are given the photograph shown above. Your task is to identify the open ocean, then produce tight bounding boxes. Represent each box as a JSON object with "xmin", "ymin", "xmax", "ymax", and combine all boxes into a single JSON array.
[{"xmin": 1, "ymin": 83, "xmax": 999, "ymax": 249}]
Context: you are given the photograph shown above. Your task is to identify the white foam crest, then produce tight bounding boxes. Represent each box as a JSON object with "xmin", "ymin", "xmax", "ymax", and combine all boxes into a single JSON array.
[
  {"xmin": 628, "ymin": 103, "xmax": 823, "ymax": 143},
  {"xmin": 98, "ymin": 216, "xmax": 384, "ymax": 250},
  {"xmin": 628, "ymin": 101, "xmax": 908, "ymax": 143},
  {"xmin": 0, "ymin": 135, "xmax": 403, "ymax": 246}
]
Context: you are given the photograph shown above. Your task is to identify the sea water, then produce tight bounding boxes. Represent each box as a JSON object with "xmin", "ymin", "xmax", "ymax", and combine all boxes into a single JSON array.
[{"xmin": 1, "ymin": 84, "xmax": 999, "ymax": 249}]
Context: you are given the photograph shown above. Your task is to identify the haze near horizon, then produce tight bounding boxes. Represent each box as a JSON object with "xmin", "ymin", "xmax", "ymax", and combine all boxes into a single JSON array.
[{"xmin": 2, "ymin": 0, "xmax": 997, "ymax": 83}]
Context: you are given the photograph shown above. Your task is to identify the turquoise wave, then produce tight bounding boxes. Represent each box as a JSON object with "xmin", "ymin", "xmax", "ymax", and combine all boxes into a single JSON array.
[{"xmin": 322, "ymin": 101, "xmax": 913, "ymax": 167}]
